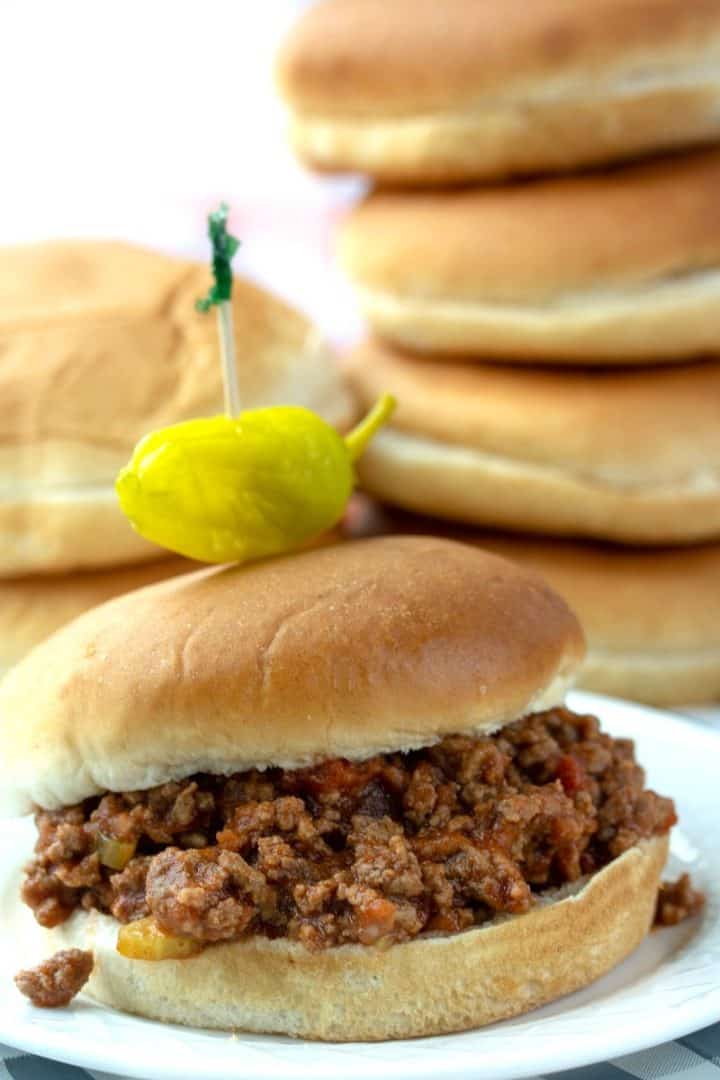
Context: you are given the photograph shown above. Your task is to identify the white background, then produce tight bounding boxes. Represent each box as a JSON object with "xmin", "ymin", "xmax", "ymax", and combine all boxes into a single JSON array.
[{"xmin": 0, "ymin": 0, "xmax": 363, "ymax": 344}]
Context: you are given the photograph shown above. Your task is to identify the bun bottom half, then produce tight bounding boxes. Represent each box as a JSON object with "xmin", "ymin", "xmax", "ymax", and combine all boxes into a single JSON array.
[
  {"xmin": 352, "ymin": 272, "xmax": 720, "ymax": 363},
  {"xmin": 355, "ymin": 430, "xmax": 720, "ymax": 546},
  {"xmin": 0, "ymin": 488, "xmax": 165, "ymax": 577},
  {"xmin": 47, "ymin": 836, "xmax": 667, "ymax": 1042},
  {"xmin": 581, "ymin": 647, "xmax": 720, "ymax": 707},
  {"xmin": 289, "ymin": 79, "xmax": 720, "ymax": 186}
]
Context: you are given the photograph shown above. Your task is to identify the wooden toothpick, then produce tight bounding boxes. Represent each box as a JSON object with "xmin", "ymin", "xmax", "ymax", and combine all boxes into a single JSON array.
[{"xmin": 196, "ymin": 203, "xmax": 241, "ymax": 417}]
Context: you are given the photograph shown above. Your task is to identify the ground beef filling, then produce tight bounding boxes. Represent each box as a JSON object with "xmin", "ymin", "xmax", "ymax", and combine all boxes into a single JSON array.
[{"xmin": 22, "ymin": 708, "xmax": 679, "ymax": 951}]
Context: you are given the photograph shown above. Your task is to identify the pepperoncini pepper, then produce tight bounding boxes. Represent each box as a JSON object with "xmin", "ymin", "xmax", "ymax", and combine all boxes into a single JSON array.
[
  {"xmin": 115, "ymin": 203, "xmax": 396, "ymax": 565},
  {"xmin": 116, "ymin": 395, "xmax": 394, "ymax": 564}
]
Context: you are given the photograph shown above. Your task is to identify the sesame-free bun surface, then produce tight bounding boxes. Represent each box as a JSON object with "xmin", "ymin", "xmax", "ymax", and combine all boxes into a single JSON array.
[
  {"xmin": 476, "ymin": 537, "xmax": 720, "ymax": 705},
  {"xmin": 346, "ymin": 341, "xmax": 720, "ymax": 545},
  {"xmin": 0, "ymin": 558, "xmax": 193, "ymax": 678},
  {"xmin": 45, "ymin": 836, "xmax": 667, "ymax": 1039},
  {"xmin": 0, "ymin": 537, "xmax": 584, "ymax": 814},
  {"xmin": 277, "ymin": 0, "xmax": 720, "ymax": 184},
  {"xmin": 341, "ymin": 150, "xmax": 720, "ymax": 362},
  {"xmin": 0, "ymin": 241, "xmax": 353, "ymax": 576},
  {"xmin": 347, "ymin": 506, "xmax": 720, "ymax": 706}
]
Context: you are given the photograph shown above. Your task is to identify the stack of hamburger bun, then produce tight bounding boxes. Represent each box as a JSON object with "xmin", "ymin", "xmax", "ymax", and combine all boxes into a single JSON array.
[
  {"xmin": 0, "ymin": 240, "xmax": 353, "ymax": 675},
  {"xmin": 278, "ymin": 0, "xmax": 720, "ymax": 707}
]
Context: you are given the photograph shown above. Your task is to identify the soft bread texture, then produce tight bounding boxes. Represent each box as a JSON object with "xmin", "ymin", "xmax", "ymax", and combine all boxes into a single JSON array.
[
  {"xmin": 0, "ymin": 241, "xmax": 354, "ymax": 576},
  {"xmin": 340, "ymin": 150, "xmax": 720, "ymax": 362},
  {"xmin": 0, "ymin": 527, "xmax": 346, "ymax": 678},
  {"xmin": 45, "ymin": 836, "xmax": 668, "ymax": 1040},
  {"xmin": 0, "ymin": 558, "xmax": 193, "ymax": 677},
  {"xmin": 476, "ymin": 537, "xmax": 720, "ymax": 705},
  {"xmin": 0, "ymin": 537, "xmax": 584, "ymax": 814},
  {"xmin": 277, "ymin": 0, "xmax": 720, "ymax": 183},
  {"xmin": 346, "ymin": 342, "xmax": 720, "ymax": 544},
  {"xmin": 346, "ymin": 506, "xmax": 720, "ymax": 706}
]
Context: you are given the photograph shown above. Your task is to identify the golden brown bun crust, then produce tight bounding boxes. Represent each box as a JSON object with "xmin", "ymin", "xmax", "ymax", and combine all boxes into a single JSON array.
[
  {"xmin": 446, "ymin": 535, "xmax": 720, "ymax": 705},
  {"xmin": 0, "ymin": 241, "xmax": 354, "ymax": 576},
  {"xmin": 278, "ymin": 0, "xmax": 720, "ymax": 182},
  {"xmin": 48, "ymin": 836, "xmax": 668, "ymax": 1040},
  {"xmin": 0, "ymin": 493, "xmax": 170, "ymax": 582},
  {"xmin": 340, "ymin": 150, "xmax": 720, "ymax": 361},
  {"xmin": 0, "ymin": 559, "xmax": 194, "ymax": 675},
  {"xmin": 0, "ymin": 537, "xmax": 584, "ymax": 813},
  {"xmin": 279, "ymin": 0, "xmax": 719, "ymax": 113},
  {"xmin": 342, "ymin": 151, "xmax": 720, "ymax": 302},
  {"xmin": 345, "ymin": 505, "xmax": 720, "ymax": 705},
  {"xmin": 346, "ymin": 341, "xmax": 720, "ymax": 544}
]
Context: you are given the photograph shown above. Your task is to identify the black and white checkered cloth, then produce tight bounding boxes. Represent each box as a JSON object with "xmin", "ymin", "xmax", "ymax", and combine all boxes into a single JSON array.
[{"xmin": 1, "ymin": 1022, "xmax": 718, "ymax": 1080}]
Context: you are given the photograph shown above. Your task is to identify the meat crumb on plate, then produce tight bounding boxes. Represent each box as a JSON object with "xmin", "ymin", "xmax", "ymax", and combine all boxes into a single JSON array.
[
  {"xmin": 655, "ymin": 874, "xmax": 705, "ymax": 927},
  {"xmin": 15, "ymin": 948, "xmax": 93, "ymax": 1007}
]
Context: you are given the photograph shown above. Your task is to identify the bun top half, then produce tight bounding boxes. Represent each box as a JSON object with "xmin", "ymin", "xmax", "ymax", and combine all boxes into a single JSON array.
[
  {"xmin": 346, "ymin": 339, "xmax": 720, "ymax": 489},
  {"xmin": 278, "ymin": 0, "xmax": 720, "ymax": 115},
  {"xmin": 0, "ymin": 241, "xmax": 353, "ymax": 493},
  {"xmin": 340, "ymin": 149, "xmax": 720, "ymax": 304},
  {"xmin": 346, "ymin": 506, "xmax": 720, "ymax": 654},
  {"xmin": 0, "ymin": 558, "xmax": 194, "ymax": 674},
  {"xmin": 0, "ymin": 537, "xmax": 584, "ymax": 813}
]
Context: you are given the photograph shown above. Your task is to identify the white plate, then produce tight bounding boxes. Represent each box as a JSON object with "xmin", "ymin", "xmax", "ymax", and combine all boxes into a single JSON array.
[{"xmin": 0, "ymin": 691, "xmax": 717, "ymax": 1080}]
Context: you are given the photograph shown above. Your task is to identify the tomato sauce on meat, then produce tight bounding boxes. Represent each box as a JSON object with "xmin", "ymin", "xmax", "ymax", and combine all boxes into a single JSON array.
[{"xmin": 21, "ymin": 708, "xmax": 684, "ymax": 951}]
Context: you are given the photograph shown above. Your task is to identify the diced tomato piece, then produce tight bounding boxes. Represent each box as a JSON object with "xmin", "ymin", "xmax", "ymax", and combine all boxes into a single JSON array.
[
  {"xmin": 555, "ymin": 754, "xmax": 588, "ymax": 795},
  {"xmin": 357, "ymin": 897, "xmax": 397, "ymax": 944},
  {"xmin": 294, "ymin": 758, "xmax": 373, "ymax": 797}
]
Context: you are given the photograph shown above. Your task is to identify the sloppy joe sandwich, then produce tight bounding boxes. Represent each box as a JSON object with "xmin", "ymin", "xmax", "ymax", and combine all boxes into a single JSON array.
[
  {"xmin": 345, "ymin": 506, "xmax": 720, "ymax": 707},
  {"xmin": 0, "ymin": 558, "xmax": 192, "ymax": 678},
  {"xmin": 340, "ymin": 149, "xmax": 720, "ymax": 362},
  {"xmin": 346, "ymin": 340, "xmax": 720, "ymax": 546},
  {"xmin": 0, "ymin": 537, "xmax": 686, "ymax": 1039},
  {"xmin": 0, "ymin": 241, "xmax": 353, "ymax": 577}
]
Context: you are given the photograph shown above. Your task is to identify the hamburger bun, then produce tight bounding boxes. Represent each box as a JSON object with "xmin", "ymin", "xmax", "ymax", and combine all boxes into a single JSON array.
[
  {"xmin": 0, "ymin": 241, "xmax": 354, "ymax": 577},
  {"xmin": 340, "ymin": 150, "xmax": 720, "ymax": 363},
  {"xmin": 0, "ymin": 558, "xmax": 193, "ymax": 678},
  {"xmin": 345, "ymin": 505, "xmax": 720, "ymax": 706},
  {"xmin": 277, "ymin": 0, "xmax": 720, "ymax": 185},
  {"xmin": 44, "ymin": 835, "xmax": 667, "ymax": 1040},
  {"xmin": 0, "ymin": 536, "xmax": 584, "ymax": 814},
  {"xmin": 346, "ymin": 340, "xmax": 720, "ymax": 545}
]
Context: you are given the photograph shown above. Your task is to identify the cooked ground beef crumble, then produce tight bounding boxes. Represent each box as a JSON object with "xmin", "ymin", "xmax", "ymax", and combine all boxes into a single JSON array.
[
  {"xmin": 655, "ymin": 874, "xmax": 705, "ymax": 927},
  {"xmin": 22, "ymin": 708, "xmax": 682, "ymax": 951},
  {"xmin": 15, "ymin": 949, "xmax": 93, "ymax": 1008}
]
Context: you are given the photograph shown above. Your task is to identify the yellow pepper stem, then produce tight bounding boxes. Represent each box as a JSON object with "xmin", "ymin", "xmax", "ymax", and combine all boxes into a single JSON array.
[{"xmin": 344, "ymin": 393, "xmax": 397, "ymax": 463}]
